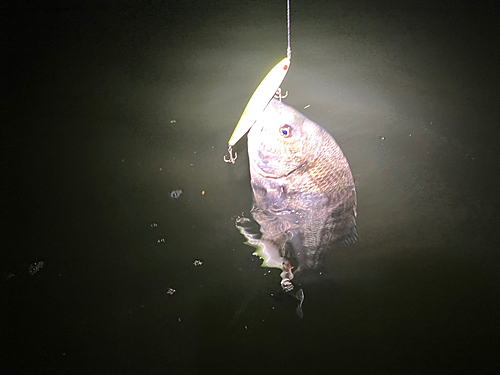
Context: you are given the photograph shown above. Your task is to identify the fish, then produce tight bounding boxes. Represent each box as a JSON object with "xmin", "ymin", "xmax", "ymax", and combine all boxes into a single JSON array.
[{"xmin": 245, "ymin": 98, "xmax": 357, "ymax": 285}]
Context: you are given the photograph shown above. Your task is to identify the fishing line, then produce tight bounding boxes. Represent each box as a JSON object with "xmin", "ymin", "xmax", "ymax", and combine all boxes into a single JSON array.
[
  {"xmin": 287, "ymin": 0, "xmax": 291, "ymax": 59},
  {"xmin": 224, "ymin": 0, "xmax": 292, "ymax": 164},
  {"xmin": 274, "ymin": 0, "xmax": 291, "ymax": 101}
]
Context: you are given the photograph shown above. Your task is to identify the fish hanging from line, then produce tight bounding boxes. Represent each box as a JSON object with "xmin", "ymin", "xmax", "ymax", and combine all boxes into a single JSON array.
[{"xmin": 237, "ymin": 98, "xmax": 357, "ymax": 294}]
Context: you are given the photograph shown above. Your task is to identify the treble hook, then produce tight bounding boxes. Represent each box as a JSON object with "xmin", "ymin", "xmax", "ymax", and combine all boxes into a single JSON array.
[
  {"xmin": 274, "ymin": 87, "xmax": 288, "ymax": 101},
  {"xmin": 223, "ymin": 145, "xmax": 237, "ymax": 164}
]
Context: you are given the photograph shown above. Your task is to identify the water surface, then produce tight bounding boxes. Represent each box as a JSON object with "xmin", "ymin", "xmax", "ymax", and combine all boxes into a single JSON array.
[{"xmin": 1, "ymin": 1, "xmax": 498, "ymax": 373}]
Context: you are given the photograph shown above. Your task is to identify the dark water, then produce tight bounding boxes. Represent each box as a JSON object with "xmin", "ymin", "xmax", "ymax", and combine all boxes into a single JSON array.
[{"xmin": 1, "ymin": 1, "xmax": 499, "ymax": 373}]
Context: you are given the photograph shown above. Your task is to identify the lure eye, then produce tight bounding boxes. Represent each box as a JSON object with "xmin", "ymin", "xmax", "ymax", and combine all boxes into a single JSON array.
[{"xmin": 279, "ymin": 124, "xmax": 293, "ymax": 138}]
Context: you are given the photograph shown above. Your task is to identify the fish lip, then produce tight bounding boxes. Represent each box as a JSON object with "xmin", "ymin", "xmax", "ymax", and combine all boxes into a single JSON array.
[{"xmin": 253, "ymin": 161, "xmax": 307, "ymax": 179}]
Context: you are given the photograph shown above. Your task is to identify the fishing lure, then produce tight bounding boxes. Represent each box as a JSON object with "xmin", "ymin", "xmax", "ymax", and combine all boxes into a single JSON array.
[{"xmin": 224, "ymin": 0, "xmax": 292, "ymax": 164}]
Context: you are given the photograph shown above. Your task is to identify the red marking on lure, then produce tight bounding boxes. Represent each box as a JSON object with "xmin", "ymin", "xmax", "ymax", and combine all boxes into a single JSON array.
[{"xmin": 283, "ymin": 65, "xmax": 288, "ymax": 70}]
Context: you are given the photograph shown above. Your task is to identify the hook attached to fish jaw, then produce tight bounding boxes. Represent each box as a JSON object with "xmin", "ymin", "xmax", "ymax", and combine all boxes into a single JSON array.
[
  {"xmin": 223, "ymin": 145, "xmax": 237, "ymax": 164},
  {"xmin": 274, "ymin": 87, "xmax": 288, "ymax": 101}
]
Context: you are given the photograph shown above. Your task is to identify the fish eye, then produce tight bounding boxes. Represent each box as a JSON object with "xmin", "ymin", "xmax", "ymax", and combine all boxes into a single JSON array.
[{"xmin": 279, "ymin": 124, "xmax": 293, "ymax": 138}]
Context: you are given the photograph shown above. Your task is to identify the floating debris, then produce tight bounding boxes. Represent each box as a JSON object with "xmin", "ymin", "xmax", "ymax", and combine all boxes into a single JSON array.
[
  {"xmin": 201, "ymin": 190, "xmax": 205, "ymax": 195},
  {"xmin": 170, "ymin": 190, "xmax": 183, "ymax": 199},
  {"xmin": 379, "ymin": 136, "xmax": 386, "ymax": 140},
  {"xmin": 151, "ymin": 222, "xmax": 158, "ymax": 228},
  {"xmin": 193, "ymin": 260, "xmax": 203, "ymax": 267},
  {"xmin": 170, "ymin": 119, "xmax": 177, "ymax": 124},
  {"xmin": 157, "ymin": 238, "xmax": 166, "ymax": 243},
  {"xmin": 29, "ymin": 261, "xmax": 44, "ymax": 276},
  {"xmin": 303, "ymin": 104, "xmax": 310, "ymax": 109},
  {"xmin": 166, "ymin": 288, "xmax": 176, "ymax": 295}
]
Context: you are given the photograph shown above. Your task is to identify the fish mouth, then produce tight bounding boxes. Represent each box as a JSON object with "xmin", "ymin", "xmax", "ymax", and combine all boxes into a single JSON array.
[{"xmin": 253, "ymin": 160, "xmax": 307, "ymax": 179}]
